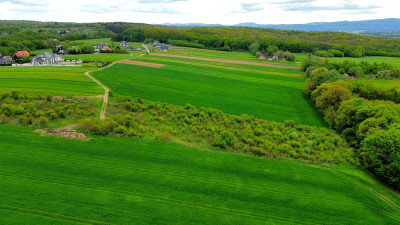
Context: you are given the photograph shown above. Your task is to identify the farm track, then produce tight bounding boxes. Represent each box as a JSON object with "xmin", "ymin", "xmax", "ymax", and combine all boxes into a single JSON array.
[
  {"xmin": 3, "ymin": 149, "xmax": 400, "ymax": 221},
  {"xmin": 139, "ymin": 56, "xmax": 303, "ymax": 77},
  {"xmin": 84, "ymin": 63, "xmax": 118, "ymax": 121},
  {"xmin": 152, "ymin": 53, "xmax": 301, "ymax": 69}
]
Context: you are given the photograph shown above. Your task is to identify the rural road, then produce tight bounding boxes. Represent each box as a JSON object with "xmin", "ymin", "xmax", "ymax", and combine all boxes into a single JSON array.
[{"xmin": 84, "ymin": 62, "xmax": 119, "ymax": 121}]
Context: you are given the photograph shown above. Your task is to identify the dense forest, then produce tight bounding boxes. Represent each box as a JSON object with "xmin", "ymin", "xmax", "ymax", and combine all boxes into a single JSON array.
[
  {"xmin": 2, "ymin": 21, "xmax": 400, "ymax": 58},
  {"xmin": 110, "ymin": 24, "xmax": 400, "ymax": 57}
]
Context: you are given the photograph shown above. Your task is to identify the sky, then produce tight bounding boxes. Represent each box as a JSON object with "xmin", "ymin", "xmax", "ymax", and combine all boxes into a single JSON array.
[{"xmin": 0, "ymin": 0, "xmax": 399, "ymax": 25}]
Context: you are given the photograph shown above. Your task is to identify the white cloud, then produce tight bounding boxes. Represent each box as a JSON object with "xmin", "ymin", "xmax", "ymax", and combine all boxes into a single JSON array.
[{"xmin": 0, "ymin": 0, "xmax": 398, "ymax": 25}]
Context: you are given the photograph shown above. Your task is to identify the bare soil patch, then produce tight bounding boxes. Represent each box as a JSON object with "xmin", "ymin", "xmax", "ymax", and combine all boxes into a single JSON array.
[
  {"xmin": 36, "ymin": 128, "xmax": 86, "ymax": 140},
  {"xmin": 118, "ymin": 59, "xmax": 165, "ymax": 68},
  {"xmin": 152, "ymin": 54, "xmax": 300, "ymax": 70}
]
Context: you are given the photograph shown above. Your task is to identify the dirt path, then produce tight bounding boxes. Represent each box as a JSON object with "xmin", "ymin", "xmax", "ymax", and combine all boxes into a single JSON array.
[
  {"xmin": 84, "ymin": 62, "xmax": 119, "ymax": 121},
  {"xmin": 152, "ymin": 53, "xmax": 301, "ymax": 70}
]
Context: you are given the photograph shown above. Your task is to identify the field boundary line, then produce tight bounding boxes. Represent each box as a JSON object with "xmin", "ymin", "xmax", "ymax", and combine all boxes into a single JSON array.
[{"xmin": 152, "ymin": 53, "xmax": 301, "ymax": 69}]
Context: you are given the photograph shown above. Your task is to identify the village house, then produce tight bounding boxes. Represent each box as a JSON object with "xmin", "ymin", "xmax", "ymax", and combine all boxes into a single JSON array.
[
  {"xmin": 94, "ymin": 42, "xmax": 107, "ymax": 48},
  {"xmin": 257, "ymin": 54, "xmax": 267, "ymax": 60},
  {"xmin": 119, "ymin": 41, "xmax": 129, "ymax": 47},
  {"xmin": 0, "ymin": 57, "xmax": 13, "ymax": 65},
  {"xmin": 94, "ymin": 49, "xmax": 100, "ymax": 54},
  {"xmin": 102, "ymin": 47, "xmax": 111, "ymax": 52},
  {"xmin": 153, "ymin": 41, "xmax": 161, "ymax": 48},
  {"xmin": 14, "ymin": 51, "xmax": 30, "ymax": 60},
  {"xmin": 159, "ymin": 44, "xmax": 169, "ymax": 52},
  {"xmin": 31, "ymin": 52, "xmax": 64, "ymax": 66},
  {"xmin": 126, "ymin": 46, "xmax": 137, "ymax": 51},
  {"xmin": 1, "ymin": 32, "xmax": 9, "ymax": 36},
  {"xmin": 268, "ymin": 53, "xmax": 279, "ymax": 61},
  {"xmin": 54, "ymin": 45, "xmax": 64, "ymax": 54}
]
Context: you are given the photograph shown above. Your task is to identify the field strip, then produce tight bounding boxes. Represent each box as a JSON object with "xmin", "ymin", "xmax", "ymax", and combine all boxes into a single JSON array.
[
  {"xmin": 118, "ymin": 59, "xmax": 165, "ymax": 68},
  {"xmin": 152, "ymin": 53, "xmax": 301, "ymax": 69},
  {"xmin": 143, "ymin": 56, "xmax": 303, "ymax": 77},
  {"xmin": 0, "ymin": 173, "xmax": 318, "ymax": 224},
  {"xmin": 0, "ymin": 86, "xmax": 100, "ymax": 94},
  {"xmin": 1, "ymin": 152, "xmax": 397, "ymax": 216},
  {"xmin": 0, "ymin": 135, "xmax": 354, "ymax": 186},
  {"xmin": 0, "ymin": 205, "xmax": 112, "ymax": 225}
]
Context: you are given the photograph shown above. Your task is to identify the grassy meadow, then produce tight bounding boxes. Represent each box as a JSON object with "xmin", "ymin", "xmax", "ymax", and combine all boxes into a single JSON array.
[
  {"xmin": 92, "ymin": 56, "xmax": 326, "ymax": 126},
  {"xmin": 63, "ymin": 53, "xmax": 138, "ymax": 62},
  {"xmin": 320, "ymin": 56, "xmax": 400, "ymax": 67},
  {"xmin": 0, "ymin": 67, "xmax": 103, "ymax": 97},
  {"xmin": 1, "ymin": 125, "xmax": 399, "ymax": 224},
  {"xmin": 161, "ymin": 47, "xmax": 306, "ymax": 66}
]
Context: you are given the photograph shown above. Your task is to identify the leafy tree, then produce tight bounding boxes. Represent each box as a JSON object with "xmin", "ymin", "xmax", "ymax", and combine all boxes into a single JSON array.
[
  {"xmin": 248, "ymin": 43, "xmax": 260, "ymax": 56},
  {"xmin": 348, "ymin": 66, "xmax": 364, "ymax": 77},
  {"xmin": 361, "ymin": 127, "xmax": 400, "ymax": 189}
]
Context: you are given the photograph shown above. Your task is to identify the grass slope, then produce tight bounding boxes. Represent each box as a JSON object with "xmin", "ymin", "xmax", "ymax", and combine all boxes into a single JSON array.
[
  {"xmin": 0, "ymin": 125, "xmax": 399, "ymax": 224},
  {"xmin": 93, "ymin": 58, "xmax": 326, "ymax": 126},
  {"xmin": 0, "ymin": 67, "xmax": 103, "ymax": 96},
  {"xmin": 162, "ymin": 47, "xmax": 306, "ymax": 66}
]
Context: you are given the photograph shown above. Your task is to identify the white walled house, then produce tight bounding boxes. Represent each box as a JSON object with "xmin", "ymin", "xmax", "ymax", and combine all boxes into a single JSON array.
[{"xmin": 32, "ymin": 52, "xmax": 64, "ymax": 66}]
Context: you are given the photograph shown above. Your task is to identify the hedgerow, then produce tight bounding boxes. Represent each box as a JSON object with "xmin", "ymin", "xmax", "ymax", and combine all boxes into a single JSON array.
[{"xmin": 78, "ymin": 96, "xmax": 354, "ymax": 164}]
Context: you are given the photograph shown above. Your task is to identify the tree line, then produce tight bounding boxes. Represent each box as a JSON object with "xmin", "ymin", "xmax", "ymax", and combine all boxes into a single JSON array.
[{"xmin": 302, "ymin": 57, "xmax": 400, "ymax": 189}]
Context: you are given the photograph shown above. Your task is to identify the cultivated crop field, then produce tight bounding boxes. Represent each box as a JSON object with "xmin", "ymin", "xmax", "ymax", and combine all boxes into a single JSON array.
[
  {"xmin": 93, "ymin": 55, "xmax": 326, "ymax": 126},
  {"xmin": 0, "ymin": 67, "xmax": 103, "ymax": 96},
  {"xmin": 1, "ymin": 125, "xmax": 399, "ymax": 224},
  {"xmin": 161, "ymin": 47, "xmax": 306, "ymax": 66}
]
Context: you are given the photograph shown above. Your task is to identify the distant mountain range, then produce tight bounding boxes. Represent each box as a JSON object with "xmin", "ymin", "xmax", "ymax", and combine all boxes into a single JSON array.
[{"xmin": 162, "ymin": 18, "xmax": 400, "ymax": 32}]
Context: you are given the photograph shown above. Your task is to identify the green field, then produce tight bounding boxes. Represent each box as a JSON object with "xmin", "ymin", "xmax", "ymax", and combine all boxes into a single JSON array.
[
  {"xmin": 356, "ymin": 78, "xmax": 400, "ymax": 88},
  {"xmin": 0, "ymin": 125, "xmax": 399, "ymax": 224},
  {"xmin": 63, "ymin": 53, "xmax": 138, "ymax": 62},
  {"xmin": 162, "ymin": 47, "xmax": 306, "ymax": 66},
  {"xmin": 93, "ymin": 56, "xmax": 326, "ymax": 126},
  {"xmin": 30, "ymin": 48, "xmax": 52, "ymax": 54},
  {"xmin": 320, "ymin": 56, "xmax": 400, "ymax": 67},
  {"xmin": 0, "ymin": 67, "xmax": 103, "ymax": 96}
]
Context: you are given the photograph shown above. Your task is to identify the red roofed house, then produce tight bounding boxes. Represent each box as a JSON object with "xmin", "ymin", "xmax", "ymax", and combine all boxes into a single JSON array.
[
  {"xmin": 102, "ymin": 47, "xmax": 111, "ymax": 52},
  {"xmin": 14, "ymin": 51, "xmax": 30, "ymax": 60}
]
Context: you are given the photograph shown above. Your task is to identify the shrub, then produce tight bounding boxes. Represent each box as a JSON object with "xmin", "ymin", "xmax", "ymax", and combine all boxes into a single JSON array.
[
  {"xmin": 79, "ymin": 118, "xmax": 100, "ymax": 134},
  {"xmin": 348, "ymin": 66, "xmax": 364, "ymax": 77},
  {"xmin": 376, "ymin": 70, "xmax": 391, "ymax": 79},
  {"xmin": 38, "ymin": 117, "xmax": 49, "ymax": 127},
  {"xmin": 390, "ymin": 68, "xmax": 400, "ymax": 79},
  {"xmin": 328, "ymin": 49, "xmax": 344, "ymax": 57},
  {"xmin": 314, "ymin": 50, "xmax": 334, "ymax": 58}
]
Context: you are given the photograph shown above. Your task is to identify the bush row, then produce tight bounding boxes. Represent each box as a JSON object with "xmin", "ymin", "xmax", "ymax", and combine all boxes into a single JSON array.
[
  {"xmin": 78, "ymin": 96, "xmax": 353, "ymax": 164},
  {"xmin": 0, "ymin": 91, "xmax": 96, "ymax": 127}
]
